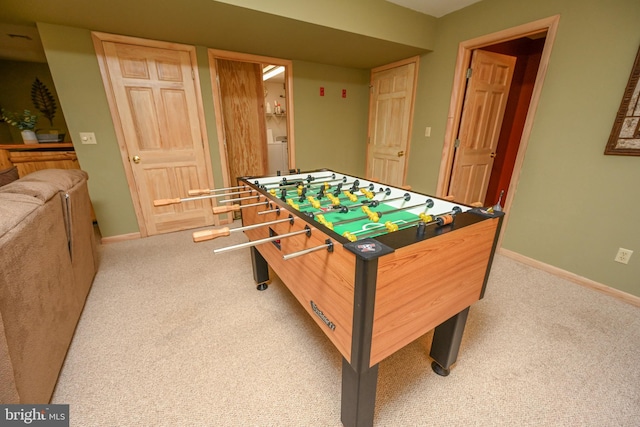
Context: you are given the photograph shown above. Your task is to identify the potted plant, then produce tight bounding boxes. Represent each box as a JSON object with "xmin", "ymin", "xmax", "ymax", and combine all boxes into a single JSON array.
[{"xmin": 1, "ymin": 109, "xmax": 39, "ymax": 144}]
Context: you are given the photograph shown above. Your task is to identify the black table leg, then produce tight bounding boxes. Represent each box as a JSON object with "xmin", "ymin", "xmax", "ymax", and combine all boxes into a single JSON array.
[
  {"xmin": 250, "ymin": 247, "xmax": 269, "ymax": 290},
  {"xmin": 429, "ymin": 307, "xmax": 470, "ymax": 376},
  {"xmin": 341, "ymin": 358, "xmax": 378, "ymax": 427},
  {"xmin": 340, "ymin": 241, "xmax": 393, "ymax": 427}
]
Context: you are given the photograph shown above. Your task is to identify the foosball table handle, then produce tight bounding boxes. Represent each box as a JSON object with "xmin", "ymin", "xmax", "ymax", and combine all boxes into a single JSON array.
[
  {"xmin": 188, "ymin": 188, "xmax": 210, "ymax": 196},
  {"xmin": 212, "ymin": 204, "xmax": 241, "ymax": 214},
  {"xmin": 193, "ymin": 227, "xmax": 230, "ymax": 242},
  {"xmin": 153, "ymin": 198, "xmax": 181, "ymax": 206}
]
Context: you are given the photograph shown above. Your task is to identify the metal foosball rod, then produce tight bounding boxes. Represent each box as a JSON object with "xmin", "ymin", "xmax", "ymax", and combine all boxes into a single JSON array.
[
  {"xmin": 258, "ymin": 206, "xmax": 282, "ymax": 216},
  {"xmin": 341, "ymin": 207, "xmax": 462, "ymax": 242},
  {"xmin": 257, "ymin": 173, "xmax": 339, "ymax": 190},
  {"xmin": 265, "ymin": 178, "xmax": 370, "ymax": 200},
  {"xmin": 283, "ymin": 239, "xmax": 333, "ymax": 260},
  {"xmin": 295, "ymin": 183, "xmax": 381, "ymax": 210},
  {"xmin": 302, "ymin": 179, "xmax": 364, "ymax": 197},
  {"xmin": 263, "ymin": 177, "xmax": 346, "ymax": 199},
  {"xmin": 217, "ymin": 194, "xmax": 261, "ymax": 204},
  {"xmin": 293, "ymin": 191, "xmax": 361, "ymax": 210},
  {"xmin": 328, "ymin": 200, "xmax": 432, "ymax": 227},
  {"xmin": 193, "ymin": 215, "xmax": 295, "ymax": 242},
  {"xmin": 187, "ymin": 185, "xmax": 248, "ymax": 196},
  {"xmin": 269, "ymin": 181, "xmax": 378, "ymax": 208},
  {"xmin": 328, "ymin": 192, "xmax": 415, "ymax": 213},
  {"xmin": 213, "ymin": 225, "xmax": 312, "ymax": 254},
  {"xmin": 296, "ymin": 184, "xmax": 379, "ymax": 209},
  {"xmin": 153, "ymin": 189, "xmax": 254, "ymax": 207},
  {"xmin": 313, "ymin": 199, "xmax": 436, "ymax": 231},
  {"xmin": 212, "ymin": 200, "xmax": 270, "ymax": 214}
]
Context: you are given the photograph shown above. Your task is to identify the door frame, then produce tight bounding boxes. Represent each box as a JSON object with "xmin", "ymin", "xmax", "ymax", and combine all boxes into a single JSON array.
[
  {"xmin": 207, "ymin": 49, "xmax": 294, "ymax": 191},
  {"xmin": 92, "ymin": 32, "xmax": 216, "ymax": 237},
  {"xmin": 436, "ymin": 15, "xmax": 560, "ymax": 244}
]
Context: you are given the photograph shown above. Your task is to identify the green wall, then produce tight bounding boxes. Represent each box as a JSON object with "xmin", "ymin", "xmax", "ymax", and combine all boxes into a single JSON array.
[
  {"xmin": 407, "ymin": 0, "xmax": 640, "ymax": 295},
  {"xmin": 35, "ymin": 0, "xmax": 640, "ymax": 297},
  {"xmin": 216, "ymin": 0, "xmax": 436, "ymax": 50},
  {"xmin": 291, "ymin": 61, "xmax": 369, "ymax": 176},
  {"xmin": 36, "ymin": 23, "xmax": 370, "ymax": 238},
  {"xmin": 37, "ymin": 23, "xmax": 138, "ymax": 237},
  {"xmin": 0, "ymin": 60, "xmax": 69, "ymax": 143}
]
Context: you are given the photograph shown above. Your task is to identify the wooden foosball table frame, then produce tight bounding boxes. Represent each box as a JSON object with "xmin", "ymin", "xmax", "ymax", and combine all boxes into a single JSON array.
[{"xmin": 197, "ymin": 169, "xmax": 503, "ymax": 427}]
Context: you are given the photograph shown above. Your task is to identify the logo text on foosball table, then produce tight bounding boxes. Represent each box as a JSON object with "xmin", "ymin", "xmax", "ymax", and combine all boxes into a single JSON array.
[
  {"xmin": 310, "ymin": 301, "xmax": 336, "ymax": 331},
  {"xmin": 357, "ymin": 243, "xmax": 381, "ymax": 253}
]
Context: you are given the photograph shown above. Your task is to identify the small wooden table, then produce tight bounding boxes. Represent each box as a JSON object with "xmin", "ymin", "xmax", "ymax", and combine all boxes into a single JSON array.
[{"xmin": 0, "ymin": 143, "xmax": 78, "ymax": 177}]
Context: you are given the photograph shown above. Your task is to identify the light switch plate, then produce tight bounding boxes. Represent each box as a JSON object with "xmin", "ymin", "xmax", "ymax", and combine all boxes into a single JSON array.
[{"xmin": 79, "ymin": 132, "xmax": 97, "ymax": 144}]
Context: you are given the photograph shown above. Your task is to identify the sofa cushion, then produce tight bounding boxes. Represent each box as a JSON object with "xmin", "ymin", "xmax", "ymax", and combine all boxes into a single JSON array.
[
  {"xmin": 0, "ymin": 169, "xmax": 88, "ymax": 202},
  {"xmin": 0, "ymin": 167, "xmax": 19, "ymax": 187},
  {"xmin": 16, "ymin": 169, "xmax": 88, "ymax": 188},
  {"xmin": 0, "ymin": 193, "xmax": 43, "ymax": 239}
]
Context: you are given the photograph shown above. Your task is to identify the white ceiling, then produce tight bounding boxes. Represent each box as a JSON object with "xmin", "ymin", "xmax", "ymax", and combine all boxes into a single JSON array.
[{"xmin": 386, "ymin": 0, "xmax": 482, "ymax": 18}]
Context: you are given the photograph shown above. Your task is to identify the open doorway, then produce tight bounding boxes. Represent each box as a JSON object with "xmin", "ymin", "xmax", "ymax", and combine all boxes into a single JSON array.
[
  {"xmin": 208, "ymin": 49, "xmax": 295, "ymax": 191},
  {"xmin": 479, "ymin": 36, "xmax": 546, "ymax": 208},
  {"xmin": 437, "ymin": 15, "xmax": 560, "ymax": 241},
  {"xmin": 263, "ymin": 64, "xmax": 289, "ymax": 175}
]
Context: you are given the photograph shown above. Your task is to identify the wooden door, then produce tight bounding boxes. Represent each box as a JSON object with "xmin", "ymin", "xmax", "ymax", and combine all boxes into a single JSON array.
[
  {"xmin": 448, "ymin": 50, "xmax": 516, "ymax": 205},
  {"xmin": 366, "ymin": 58, "xmax": 418, "ymax": 186},
  {"xmin": 216, "ymin": 59, "xmax": 268, "ymax": 184},
  {"xmin": 95, "ymin": 35, "xmax": 214, "ymax": 236}
]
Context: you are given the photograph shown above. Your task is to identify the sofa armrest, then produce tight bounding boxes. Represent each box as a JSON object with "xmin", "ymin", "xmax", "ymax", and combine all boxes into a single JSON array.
[{"xmin": 0, "ymin": 312, "xmax": 20, "ymax": 403}]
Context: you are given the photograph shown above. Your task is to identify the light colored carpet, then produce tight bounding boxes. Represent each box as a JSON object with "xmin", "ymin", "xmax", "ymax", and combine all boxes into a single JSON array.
[{"xmin": 52, "ymin": 226, "xmax": 640, "ymax": 426}]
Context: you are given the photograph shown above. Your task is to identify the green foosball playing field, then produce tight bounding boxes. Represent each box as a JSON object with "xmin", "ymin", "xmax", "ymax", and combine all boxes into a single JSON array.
[{"xmin": 269, "ymin": 178, "xmax": 455, "ymax": 242}]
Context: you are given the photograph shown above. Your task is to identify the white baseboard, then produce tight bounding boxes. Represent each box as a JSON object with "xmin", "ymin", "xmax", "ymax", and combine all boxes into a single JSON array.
[{"xmin": 499, "ymin": 248, "xmax": 640, "ymax": 308}]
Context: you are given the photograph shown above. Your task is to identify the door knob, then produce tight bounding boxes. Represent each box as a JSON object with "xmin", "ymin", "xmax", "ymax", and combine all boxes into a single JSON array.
[
  {"xmin": 490, "ymin": 152, "xmax": 496, "ymax": 158},
  {"xmin": 132, "ymin": 155, "xmax": 141, "ymax": 164},
  {"xmin": 397, "ymin": 151, "xmax": 405, "ymax": 157}
]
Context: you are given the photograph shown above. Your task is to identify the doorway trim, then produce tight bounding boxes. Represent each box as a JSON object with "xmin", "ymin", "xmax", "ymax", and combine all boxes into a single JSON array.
[
  {"xmin": 207, "ymin": 49, "xmax": 294, "ymax": 190},
  {"xmin": 436, "ymin": 15, "xmax": 560, "ymax": 244}
]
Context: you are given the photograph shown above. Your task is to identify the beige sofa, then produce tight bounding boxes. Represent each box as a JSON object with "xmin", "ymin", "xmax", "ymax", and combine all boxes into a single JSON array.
[{"xmin": 0, "ymin": 168, "xmax": 98, "ymax": 403}]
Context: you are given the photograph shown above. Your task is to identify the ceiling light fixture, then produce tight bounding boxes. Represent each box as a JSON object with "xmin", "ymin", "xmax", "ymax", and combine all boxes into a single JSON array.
[{"xmin": 263, "ymin": 66, "xmax": 285, "ymax": 81}]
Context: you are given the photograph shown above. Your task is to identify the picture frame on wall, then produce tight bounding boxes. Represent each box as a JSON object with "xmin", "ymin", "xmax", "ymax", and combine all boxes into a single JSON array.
[{"xmin": 605, "ymin": 45, "xmax": 640, "ymax": 156}]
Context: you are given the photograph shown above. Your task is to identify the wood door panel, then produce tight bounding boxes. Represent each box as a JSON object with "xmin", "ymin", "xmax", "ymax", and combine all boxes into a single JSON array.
[
  {"xmin": 98, "ymin": 37, "xmax": 214, "ymax": 235},
  {"xmin": 147, "ymin": 166, "xmax": 207, "ymax": 213},
  {"xmin": 366, "ymin": 59, "xmax": 418, "ymax": 186},
  {"xmin": 373, "ymin": 97, "xmax": 406, "ymax": 149},
  {"xmin": 449, "ymin": 50, "xmax": 516, "ymax": 205},
  {"xmin": 241, "ymin": 201, "xmax": 356, "ymax": 362},
  {"xmin": 156, "ymin": 60, "xmax": 183, "ymax": 81},
  {"xmin": 128, "ymin": 88, "xmax": 162, "ymax": 149},
  {"xmin": 119, "ymin": 57, "xmax": 149, "ymax": 79},
  {"xmin": 371, "ymin": 156, "xmax": 401, "ymax": 184},
  {"xmin": 456, "ymin": 162, "xmax": 491, "ymax": 203},
  {"xmin": 162, "ymin": 89, "xmax": 194, "ymax": 149},
  {"xmin": 216, "ymin": 59, "xmax": 267, "ymax": 184},
  {"xmin": 371, "ymin": 218, "xmax": 498, "ymax": 365}
]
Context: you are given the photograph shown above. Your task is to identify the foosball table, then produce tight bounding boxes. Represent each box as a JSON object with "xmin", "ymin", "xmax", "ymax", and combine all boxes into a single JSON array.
[{"xmin": 156, "ymin": 169, "xmax": 504, "ymax": 427}]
